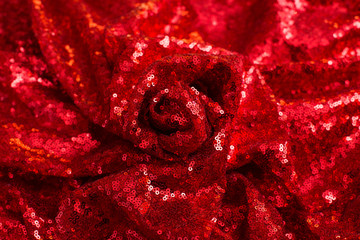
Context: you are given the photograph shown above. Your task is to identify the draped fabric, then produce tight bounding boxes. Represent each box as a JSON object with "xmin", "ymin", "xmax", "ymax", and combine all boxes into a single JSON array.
[{"xmin": 0, "ymin": 0, "xmax": 359, "ymax": 239}]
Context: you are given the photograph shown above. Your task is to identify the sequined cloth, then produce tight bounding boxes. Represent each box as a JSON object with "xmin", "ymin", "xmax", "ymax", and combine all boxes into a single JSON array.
[{"xmin": 0, "ymin": 0, "xmax": 359, "ymax": 239}]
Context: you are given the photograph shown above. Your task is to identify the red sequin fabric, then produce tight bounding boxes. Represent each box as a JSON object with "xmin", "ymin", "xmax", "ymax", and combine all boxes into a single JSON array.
[{"xmin": 1, "ymin": 0, "xmax": 360, "ymax": 239}]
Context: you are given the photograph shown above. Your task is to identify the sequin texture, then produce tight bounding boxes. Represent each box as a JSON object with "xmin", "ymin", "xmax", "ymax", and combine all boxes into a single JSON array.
[{"xmin": 0, "ymin": 0, "xmax": 359, "ymax": 239}]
